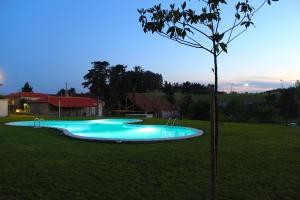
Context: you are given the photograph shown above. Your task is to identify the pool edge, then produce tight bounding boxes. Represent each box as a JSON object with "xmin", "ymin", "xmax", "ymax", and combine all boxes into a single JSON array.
[{"xmin": 5, "ymin": 119, "xmax": 204, "ymax": 143}]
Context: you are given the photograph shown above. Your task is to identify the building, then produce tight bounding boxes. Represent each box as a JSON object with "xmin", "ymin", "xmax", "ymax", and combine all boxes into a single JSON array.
[
  {"xmin": 0, "ymin": 99, "xmax": 8, "ymax": 117},
  {"xmin": 7, "ymin": 92, "xmax": 103, "ymax": 117},
  {"xmin": 7, "ymin": 92, "xmax": 48, "ymax": 113},
  {"xmin": 125, "ymin": 93, "xmax": 178, "ymax": 118}
]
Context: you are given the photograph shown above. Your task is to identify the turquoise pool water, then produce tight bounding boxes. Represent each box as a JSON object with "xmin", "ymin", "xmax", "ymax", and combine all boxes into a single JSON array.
[{"xmin": 6, "ymin": 119, "xmax": 203, "ymax": 142}]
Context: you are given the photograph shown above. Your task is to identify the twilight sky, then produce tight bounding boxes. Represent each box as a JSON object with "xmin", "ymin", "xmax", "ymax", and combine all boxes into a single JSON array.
[{"xmin": 0, "ymin": 0, "xmax": 299, "ymax": 94}]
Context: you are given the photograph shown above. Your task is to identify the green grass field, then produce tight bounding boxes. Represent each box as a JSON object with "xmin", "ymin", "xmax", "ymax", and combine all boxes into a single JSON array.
[
  {"xmin": 174, "ymin": 92, "xmax": 267, "ymax": 103},
  {"xmin": 0, "ymin": 115, "xmax": 299, "ymax": 200},
  {"xmin": 145, "ymin": 92, "xmax": 267, "ymax": 104}
]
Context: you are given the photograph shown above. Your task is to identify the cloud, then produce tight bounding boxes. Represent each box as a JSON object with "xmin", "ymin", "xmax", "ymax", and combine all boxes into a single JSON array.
[{"xmin": 219, "ymin": 77, "xmax": 297, "ymax": 93}]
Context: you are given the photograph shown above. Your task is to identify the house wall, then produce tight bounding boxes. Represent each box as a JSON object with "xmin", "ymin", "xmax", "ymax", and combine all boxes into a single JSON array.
[
  {"xmin": 7, "ymin": 97, "xmax": 38, "ymax": 107},
  {"xmin": 6, "ymin": 95, "xmax": 104, "ymax": 117},
  {"xmin": 0, "ymin": 99, "xmax": 8, "ymax": 117},
  {"xmin": 48, "ymin": 105, "xmax": 67, "ymax": 117},
  {"xmin": 7, "ymin": 97, "xmax": 18, "ymax": 106},
  {"xmin": 47, "ymin": 105, "xmax": 98, "ymax": 117},
  {"xmin": 98, "ymin": 102, "xmax": 104, "ymax": 117},
  {"xmin": 7, "ymin": 97, "xmax": 45, "ymax": 113},
  {"xmin": 85, "ymin": 107, "xmax": 96, "ymax": 116},
  {"xmin": 7, "ymin": 97, "xmax": 18, "ymax": 113},
  {"xmin": 29, "ymin": 102, "xmax": 49, "ymax": 116}
]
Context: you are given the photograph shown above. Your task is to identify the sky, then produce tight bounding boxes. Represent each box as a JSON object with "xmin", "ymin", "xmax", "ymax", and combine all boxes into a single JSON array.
[{"xmin": 0, "ymin": 0, "xmax": 299, "ymax": 94}]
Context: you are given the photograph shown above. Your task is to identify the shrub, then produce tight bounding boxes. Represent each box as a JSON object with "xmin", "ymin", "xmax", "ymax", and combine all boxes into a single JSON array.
[{"xmin": 191, "ymin": 100, "xmax": 210, "ymax": 120}]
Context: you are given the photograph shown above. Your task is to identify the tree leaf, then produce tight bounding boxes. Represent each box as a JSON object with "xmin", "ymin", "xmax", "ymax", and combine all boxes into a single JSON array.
[
  {"xmin": 235, "ymin": 2, "xmax": 240, "ymax": 10},
  {"xmin": 166, "ymin": 26, "xmax": 175, "ymax": 34},
  {"xmin": 182, "ymin": 30, "xmax": 186, "ymax": 39},
  {"xmin": 219, "ymin": 42, "xmax": 227, "ymax": 53},
  {"xmin": 182, "ymin": 1, "xmax": 186, "ymax": 10}
]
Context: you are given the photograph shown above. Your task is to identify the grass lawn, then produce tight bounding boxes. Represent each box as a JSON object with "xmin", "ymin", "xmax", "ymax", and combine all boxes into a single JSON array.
[{"xmin": 0, "ymin": 115, "xmax": 299, "ymax": 200}]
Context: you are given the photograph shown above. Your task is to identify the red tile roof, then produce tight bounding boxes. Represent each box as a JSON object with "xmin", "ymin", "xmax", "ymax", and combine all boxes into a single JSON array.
[
  {"xmin": 126, "ymin": 93, "xmax": 177, "ymax": 112},
  {"xmin": 7, "ymin": 92, "xmax": 48, "ymax": 98},
  {"xmin": 7, "ymin": 92, "xmax": 98, "ymax": 108},
  {"xmin": 47, "ymin": 96, "xmax": 97, "ymax": 108}
]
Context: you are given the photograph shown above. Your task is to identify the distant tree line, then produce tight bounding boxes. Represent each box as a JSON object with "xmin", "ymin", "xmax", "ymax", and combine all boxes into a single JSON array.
[
  {"xmin": 177, "ymin": 82, "xmax": 300, "ymax": 124},
  {"xmin": 82, "ymin": 60, "xmax": 216, "ymax": 111},
  {"xmin": 18, "ymin": 67, "xmax": 299, "ymax": 124},
  {"xmin": 164, "ymin": 81, "xmax": 211, "ymax": 94},
  {"xmin": 264, "ymin": 82, "xmax": 300, "ymax": 123},
  {"xmin": 82, "ymin": 61, "xmax": 163, "ymax": 110},
  {"xmin": 163, "ymin": 81, "xmax": 222, "ymax": 119},
  {"xmin": 223, "ymin": 85, "xmax": 300, "ymax": 123},
  {"xmin": 163, "ymin": 81, "xmax": 219, "ymax": 103}
]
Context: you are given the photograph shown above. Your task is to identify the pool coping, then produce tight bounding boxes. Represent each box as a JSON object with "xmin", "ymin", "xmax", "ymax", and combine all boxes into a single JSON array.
[
  {"xmin": 5, "ymin": 119, "xmax": 203, "ymax": 143},
  {"xmin": 288, "ymin": 123, "xmax": 300, "ymax": 128}
]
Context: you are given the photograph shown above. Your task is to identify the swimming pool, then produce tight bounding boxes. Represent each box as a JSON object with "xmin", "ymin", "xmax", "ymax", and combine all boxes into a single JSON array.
[{"xmin": 6, "ymin": 119, "xmax": 203, "ymax": 142}]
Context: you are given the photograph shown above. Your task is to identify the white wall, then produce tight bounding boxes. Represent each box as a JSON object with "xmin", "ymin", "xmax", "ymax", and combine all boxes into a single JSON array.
[
  {"xmin": 98, "ymin": 102, "xmax": 104, "ymax": 117},
  {"xmin": 0, "ymin": 99, "xmax": 8, "ymax": 117}
]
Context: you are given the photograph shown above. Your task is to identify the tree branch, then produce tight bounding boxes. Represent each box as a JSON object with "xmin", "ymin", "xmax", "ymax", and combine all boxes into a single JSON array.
[
  {"xmin": 222, "ymin": 0, "xmax": 268, "ymax": 36},
  {"xmin": 222, "ymin": 14, "xmax": 247, "ymax": 35},
  {"xmin": 215, "ymin": 18, "xmax": 220, "ymax": 34},
  {"xmin": 185, "ymin": 35, "xmax": 212, "ymax": 53},
  {"xmin": 157, "ymin": 32, "xmax": 200, "ymax": 47},
  {"xmin": 227, "ymin": 28, "xmax": 247, "ymax": 44},
  {"xmin": 178, "ymin": 22, "xmax": 212, "ymax": 41},
  {"xmin": 217, "ymin": 28, "xmax": 247, "ymax": 56},
  {"xmin": 157, "ymin": 32, "xmax": 212, "ymax": 53},
  {"xmin": 250, "ymin": 0, "xmax": 268, "ymax": 17},
  {"xmin": 227, "ymin": 17, "xmax": 237, "ymax": 44}
]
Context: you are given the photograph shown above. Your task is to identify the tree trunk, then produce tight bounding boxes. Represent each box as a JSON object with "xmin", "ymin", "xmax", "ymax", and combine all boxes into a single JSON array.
[
  {"xmin": 210, "ymin": 85, "xmax": 217, "ymax": 200},
  {"xmin": 213, "ymin": 50, "xmax": 219, "ymax": 159},
  {"xmin": 211, "ymin": 41, "xmax": 219, "ymax": 200}
]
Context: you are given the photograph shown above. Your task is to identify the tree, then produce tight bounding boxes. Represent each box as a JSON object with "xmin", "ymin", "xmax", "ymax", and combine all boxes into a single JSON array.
[
  {"xmin": 21, "ymin": 82, "xmax": 33, "ymax": 92},
  {"xmin": 296, "ymin": 80, "xmax": 300, "ymax": 124},
  {"xmin": 82, "ymin": 61, "xmax": 164, "ymax": 111},
  {"xmin": 138, "ymin": 0, "xmax": 278, "ymax": 199},
  {"xmin": 57, "ymin": 89, "xmax": 65, "ymax": 96},
  {"xmin": 82, "ymin": 61, "xmax": 110, "ymax": 101},
  {"xmin": 176, "ymin": 92, "xmax": 192, "ymax": 118},
  {"xmin": 192, "ymin": 99, "xmax": 211, "ymax": 120},
  {"xmin": 109, "ymin": 64, "xmax": 127, "ymax": 108},
  {"xmin": 182, "ymin": 81, "xmax": 192, "ymax": 93},
  {"xmin": 163, "ymin": 81, "xmax": 175, "ymax": 103},
  {"xmin": 143, "ymin": 70, "xmax": 163, "ymax": 91},
  {"xmin": 69, "ymin": 88, "xmax": 76, "ymax": 96},
  {"xmin": 295, "ymin": 80, "xmax": 300, "ymax": 88},
  {"xmin": 130, "ymin": 66, "xmax": 145, "ymax": 92},
  {"xmin": 57, "ymin": 87, "xmax": 76, "ymax": 96},
  {"xmin": 123, "ymin": 66, "xmax": 163, "ymax": 93},
  {"xmin": 279, "ymin": 87, "xmax": 299, "ymax": 121},
  {"xmin": 148, "ymin": 90, "xmax": 164, "ymax": 117}
]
